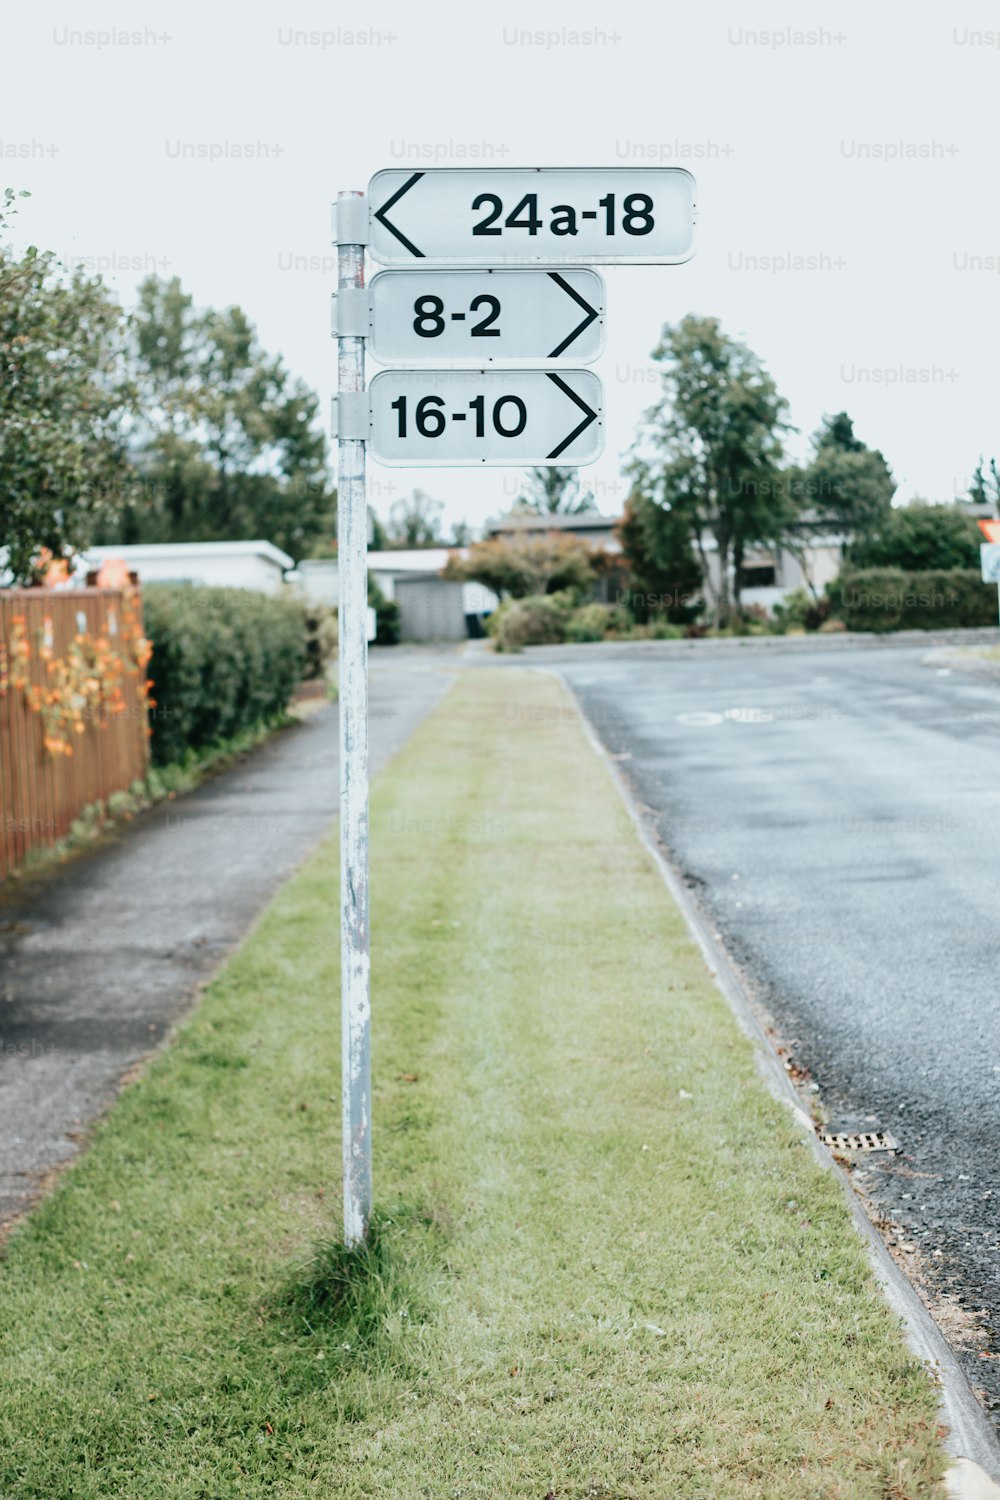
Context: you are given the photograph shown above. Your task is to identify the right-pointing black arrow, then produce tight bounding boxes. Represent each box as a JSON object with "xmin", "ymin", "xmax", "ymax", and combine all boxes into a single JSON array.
[
  {"xmin": 547, "ymin": 273, "xmax": 600, "ymax": 358},
  {"xmin": 373, "ymin": 172, "xmax": 425, "ymax": 258},
  {"xmin": 545, "ymin": 374, "xmax": 599, "ymax": 460}
]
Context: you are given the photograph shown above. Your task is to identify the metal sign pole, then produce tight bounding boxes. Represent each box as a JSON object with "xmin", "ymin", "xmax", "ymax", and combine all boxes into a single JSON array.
[
  {"xmin": 336, "ymin": 189, "xmax": 372, "ymax": 1247},
  {"xmin": 328, "ymin": 165, "xmax": 695, "ymax": 1245}
]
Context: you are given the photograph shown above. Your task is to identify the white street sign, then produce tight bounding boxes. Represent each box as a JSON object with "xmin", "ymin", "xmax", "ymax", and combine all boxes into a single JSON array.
[
  {"xmin": 365, "ymin": 368, "xmax": 603, "ymax": 466},
  {"xmin": 368, "ymin": 168, "xmax": 695, "ymax": 265},
  {"xmin": 331, "ymin": 163, "xmax": 695, "ymax": 1248},
  {"xmin": 366, "ymin": 268, "xmax": 605, "ymax": 365},
  {"xmin": 981, "ymin": 543, "xmax": 1000, "ymax": 583}
]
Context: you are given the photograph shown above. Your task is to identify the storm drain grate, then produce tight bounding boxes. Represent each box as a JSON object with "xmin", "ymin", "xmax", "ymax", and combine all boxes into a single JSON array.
[{"xmin": 820, "ymin": 1130, "xmax": 898, "ymax": 1153}]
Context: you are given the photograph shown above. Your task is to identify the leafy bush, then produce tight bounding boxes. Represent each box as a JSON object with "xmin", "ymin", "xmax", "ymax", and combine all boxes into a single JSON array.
[
  {"xmin": 446, "ymin": 532, "xmax": 598, "ymax": 599},
  {"xmin": 303, "ymin": 605, "xmax": 338, "ymax": 680},
  {"xmin": 848, "ymin": 504, "xmax": 983, "ymax": 572},
  {"xmin": 772, "ymin": 587, "xmax": 830, "ymax": 633},
  {"xmin": 648, "ymin": 619, "xmax": 685, "ymax": 640},
  {"xmin": 368, "ymin": 575, "xmax": 401, "ymax": 645},
  {"xmin": 487, "ymin": 595, "xmax": 567, "ymax": 652},
  {"xmin": 828, "ymin": 569, "xmax": 995, "ymax": 632},
  {"xmin": 565, "ymin": 602, "xmax": 632, "ymax": 642},
  {"xmin": 144, "ymin": 585, "xmax": 306, "ymax": 765}
]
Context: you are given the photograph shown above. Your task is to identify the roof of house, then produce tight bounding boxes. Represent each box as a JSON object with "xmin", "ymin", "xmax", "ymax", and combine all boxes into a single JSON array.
[
  {"xmin": 485, "ymin": 511, "xmax": 621, "ymax": 535},
  {"xmin": 81, "ymin": 540, "xmax": 294, "ymax": 569}
]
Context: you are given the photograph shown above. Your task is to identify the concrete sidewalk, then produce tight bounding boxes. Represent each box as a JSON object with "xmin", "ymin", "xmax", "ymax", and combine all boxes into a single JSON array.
[{"xmin": 0, "ymin": 647, "xmax": 456, "ymax": 1228}]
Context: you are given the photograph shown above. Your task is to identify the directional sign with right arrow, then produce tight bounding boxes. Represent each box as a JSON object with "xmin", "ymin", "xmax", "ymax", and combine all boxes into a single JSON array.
[
  {"xmin": 364, "ymin": 368, "xmax": 603, "ymax": 466},
  {"xmin": 364, "ymin": 268, "xmax": 605, "ymax": 365}
]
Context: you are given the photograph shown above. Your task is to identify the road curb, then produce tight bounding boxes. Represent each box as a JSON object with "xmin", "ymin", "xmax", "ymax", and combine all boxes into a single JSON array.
[
  {"xmin": 546, "ymin": 667, "xmax": 1000, "ymax": 1491},
  {"xmin": 519, "ymin": 625, "xmax": 1000, "ymax": 662}
]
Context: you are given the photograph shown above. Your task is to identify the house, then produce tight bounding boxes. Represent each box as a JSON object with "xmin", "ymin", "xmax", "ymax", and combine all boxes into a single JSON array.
[
  {"xmin": 78, "ymin": 541, "xmax": 294, "ymax": 596},
  {"xmin": 367, "ymin": 549, "xmax": 498, "ymax": 641},
  {"xmin": 486, "ymin": 508, "xmax": 846, "ymax": 614},
  {"xmin": 702, "ymin": 525, "xmax": 847, "ymax": 614},
  {"xmin": 290, "ymin": 549, "xmax": 499, "ymax": 641},
  {"xmin": 294, "ymin": 557, "xmax": 340, "ymax": 607}
]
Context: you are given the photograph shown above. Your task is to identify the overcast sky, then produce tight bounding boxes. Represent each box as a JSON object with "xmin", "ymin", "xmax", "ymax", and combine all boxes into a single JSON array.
[{"xmin": 4, "ymin": 1, "xmax": 999, "ymax": 534}]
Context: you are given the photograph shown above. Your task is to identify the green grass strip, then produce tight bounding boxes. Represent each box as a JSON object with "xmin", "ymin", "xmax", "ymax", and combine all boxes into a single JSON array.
[{"xmin": 0, "ymin": 668, "xmax": 946, "ymax": 1498}]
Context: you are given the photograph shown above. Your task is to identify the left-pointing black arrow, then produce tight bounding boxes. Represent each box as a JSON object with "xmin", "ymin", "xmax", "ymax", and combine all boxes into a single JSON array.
[
  {"xmin": 373, "ymin": 172, "xmax": 425, "ymax": 258},
  {"xmin": 545, "ymin": 374, "xmax": 599, "ymax": 460},
  {"xmin": 547, "ymin": 273, "xmax": 600, "ymax": 359}
]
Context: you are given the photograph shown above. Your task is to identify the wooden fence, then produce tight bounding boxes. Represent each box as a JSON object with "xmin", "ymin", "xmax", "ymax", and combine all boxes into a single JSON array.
[{"xmin": 0, "ymin": 589, "xmax": 151, "ymax": 881}]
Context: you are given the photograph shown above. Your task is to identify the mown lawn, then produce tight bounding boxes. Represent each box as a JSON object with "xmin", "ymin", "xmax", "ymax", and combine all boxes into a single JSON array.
[{"xmin": 0, "ymin": 668, "xmax": 946, "ymax": 1497}]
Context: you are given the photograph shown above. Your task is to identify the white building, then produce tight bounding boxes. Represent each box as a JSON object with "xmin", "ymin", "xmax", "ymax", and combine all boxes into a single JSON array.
[
  {"xmin": 294, "ymin": 557, "xmax": 340, "ymax": 607},
  {"xmin": 702, "ymin": 531, "xmax": 847, "ymax": 614},
  {"xmin": 78, "ymin": 541, "xmax": 294, "ymax": 596}
]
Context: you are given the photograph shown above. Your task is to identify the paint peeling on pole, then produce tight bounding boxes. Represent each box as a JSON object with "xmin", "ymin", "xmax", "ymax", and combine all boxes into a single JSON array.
[{"xmin": 336, "ymin": 190, "xmax": 372, "ymax": 1246}]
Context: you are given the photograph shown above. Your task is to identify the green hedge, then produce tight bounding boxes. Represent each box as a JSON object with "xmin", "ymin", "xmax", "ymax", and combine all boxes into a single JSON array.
[
  {"xmin": 829, "ymin": 569, "xmax": 996, "ymax": 632},
  {"xmin": 143, "ymin": 585, "xmax": 306, "ymax": 766},
  {"xmin": 487, "ymin": 595, "xmax": 567, "ymax": 652},
  {"xmin": 565, "ymin": 602, "xmax": 631, "ymax": 642}
]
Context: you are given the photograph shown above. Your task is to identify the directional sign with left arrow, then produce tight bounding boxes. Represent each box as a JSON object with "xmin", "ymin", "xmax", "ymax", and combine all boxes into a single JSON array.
[
  {"xmin": 364, "ymin": 268, "xmax": 605, "ymax": 366},
  {"xmin": 368, "ymin": 167, "xmax": 695, "ymax": 265},
  {"xmin": 361, "ymin": 368, "xmax": 603, "ymax": 466}
]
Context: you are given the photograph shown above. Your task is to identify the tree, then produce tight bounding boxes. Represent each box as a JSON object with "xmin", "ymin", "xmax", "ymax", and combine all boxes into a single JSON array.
[
  {"xmin": 848, "ymin": 503, "xmax": 983, "ymax": 572},
  {"xmin": 616, "ymin": 490, "xmax": 703, "ymax": 623},
  {"xmin": 817, "ymin": 411, "xmax": 865, "ymax": 453},
  {"xmin": 629, "ymin": 316, "xmax": 792, "ymax": 626},
  {"xmin": 788, "ymin": 412, "xmax": 895, "ymax": 545},
  {"xmin": 98, "ymin": 275, "xmax": 335, "ymax": 558},
  {"xmin": 0, "ymin": 190, "xmax": 135, "ymax": 581},
  {"xmin": 516, "ymin": 466, "xmax": 596, "ymax": 515},
  {"xmin": 369, "ymin": 509, "xmax": 389, "ymax": 551},
  {"xmin": 449, "ymin": 519, "xmax": 475, "ymax": 546},
  {"xmin": 387, "ymin": 488, "xmax": 444, "ymax": 546},
  {"xmin": 969, "ymin": 457, "xmax": 1000, "ymax": 515},
  {"xmin": 445, "ymin": 531, "xmax": 597, "ymax": 599}
]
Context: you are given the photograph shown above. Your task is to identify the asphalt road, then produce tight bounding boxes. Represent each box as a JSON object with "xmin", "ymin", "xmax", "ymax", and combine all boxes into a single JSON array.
[
  {"xmin": 534, "ymin": 638, "xmax": 1000, "ymax": 1421},
  {"xmin": 0, "ymin": 647, "xmax": 455, "ymax": 1230}
]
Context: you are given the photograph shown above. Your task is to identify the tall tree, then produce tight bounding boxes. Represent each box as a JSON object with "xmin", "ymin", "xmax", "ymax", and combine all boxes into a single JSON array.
[
  {"xmin": 616, "ymin": 490, "xmax": 703, "ymax": 624},
  {"xmin": 387, "ymin": 489, "xmax": 444, "ymax": 546},
  {"xmin": 99, "ymin": 275, "xmax": 334, "ymax": 558},
  {"xmin": 968, "ymin": 457, "xmax": 1000, "ymax": 515},
  {"xmin": 449, "ymin": 519, "xmax": 475, "ymax": 546},
  {"xmin": 789, "ymin": 412, "xmax": 895, "ymax": 545},
  {"xmin": 630, "ymin": 316, "xmax": 792, "ymax": 626},
  {"xmin": 517, "ymin": 466, "xmax": 596, "ymax": 515},
  {"xmin": 0, "ymin": 190, "xmax": 135, "ymax": 581}
]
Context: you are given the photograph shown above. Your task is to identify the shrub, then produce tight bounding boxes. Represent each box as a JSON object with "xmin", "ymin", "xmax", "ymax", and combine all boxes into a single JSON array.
[
  {"xmin": 488, "ymin": 595, "xmax": 567, "ymax": 652},
  {"xmin": 655, "ymin": 621, "xmax": 684, "ymax": 640},
  {"xmin": 144, "ymin": 585, "xmax": 306, "ymax": 765},
  {"xmin": 828, "ymin": 569, "xmax": 995, "ymax": 632},
  {"xmin": 772, "ymin": 587, "xmax": 830, "ymax": 633},
  {"xmin": 303, "ymin": 605, "xmax": 338, "ymax": 679},
  {"xmin": 848, "ymin": 504, "xmax": 983, "ymax": 572},
  {"xmin": 368, "ymin": 575, "xmax": 401, "ymax": 645},
  {"xmin": 565, "ymin": 602, "xmax": 632, "ymax": 643},
  {"xmin": 446, "ymin": 531, "xmax": 597, "ymax": 599}
]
